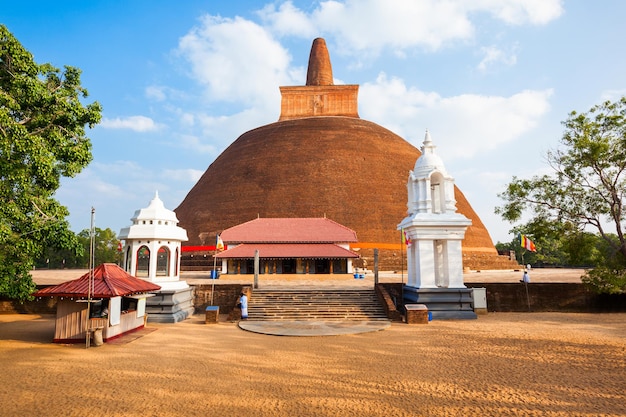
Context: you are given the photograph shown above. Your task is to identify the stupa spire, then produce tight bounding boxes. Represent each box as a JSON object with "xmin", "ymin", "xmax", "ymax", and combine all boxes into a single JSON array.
[{"xmin": 306, "ymin": 38, "xmax": 334, "ymax": 86}]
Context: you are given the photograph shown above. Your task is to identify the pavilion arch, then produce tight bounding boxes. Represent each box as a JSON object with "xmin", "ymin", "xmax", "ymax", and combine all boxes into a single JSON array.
[
  {"xmin": 430, "ymin": 171, "xmax": 445, "ymax": 214},
  {"xmin": 175, "ymin": 248, "xmax": 179, "ymax": 276},
  {"xmin": 136, "ymin": 245, "xmax": 150, "ymax": 277},
  {"xmin": 156, "ymin": 246, "xmax": 170, "ymax": 276},
  {"xmin": 125, "ymin": 246, "xmax": 132, "ymax": 272}
]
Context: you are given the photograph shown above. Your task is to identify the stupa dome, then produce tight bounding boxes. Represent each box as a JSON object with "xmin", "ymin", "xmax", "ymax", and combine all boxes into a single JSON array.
[{"xmin": 175, "ymin": 38, "xmax": 510, "ymax": 270}]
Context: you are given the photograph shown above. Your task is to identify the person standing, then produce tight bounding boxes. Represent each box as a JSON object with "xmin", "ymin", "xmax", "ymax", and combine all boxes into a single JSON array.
[
  {"xmin": 520, "ymin": 270, "xmax": 530, "ymax": 284},
  {"xmin": 239, "ymin": 292, "xmax": 248, "ymax": 320}
]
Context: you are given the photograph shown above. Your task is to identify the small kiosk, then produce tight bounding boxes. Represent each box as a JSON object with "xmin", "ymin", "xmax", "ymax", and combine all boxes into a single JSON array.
[{"xmin": 33, "ymin": 263, "xmax": 161, "ymax": 344}]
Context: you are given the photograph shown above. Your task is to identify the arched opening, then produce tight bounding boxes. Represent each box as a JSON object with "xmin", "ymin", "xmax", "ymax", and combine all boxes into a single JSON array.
[
  {"xmin": 125, "ymin": 246, "xmax": 132, "ymax": 272},
  {"xmin": 430, "ymin": 172, "xmax": 445, "ymax": 214},
  {"xmin": 136, "ymin": 246, "xmax": 150, "ymax": 277},
  {"xmin": 174, "ymin": 248, "xmax": 179, "ymax": 276},
  {"xmin": 156, "ymin": 246, "xmax": 170, "ymax": 276}
]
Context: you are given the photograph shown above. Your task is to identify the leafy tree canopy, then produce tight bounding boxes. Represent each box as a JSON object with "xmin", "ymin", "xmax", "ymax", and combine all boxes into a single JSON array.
[
  {"xmin": 36, "ymin": 227, "xmax": 122, "ymax": 269},
  {"xmin": 0, "ymin": 25, "xmax": 102, "ymax": 300},
  {"xmin": 496, "ymin": 97, "xmax": 626, "ymax": 293}
]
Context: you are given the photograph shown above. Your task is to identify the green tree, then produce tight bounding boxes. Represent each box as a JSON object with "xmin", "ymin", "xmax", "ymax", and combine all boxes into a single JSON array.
[
  {"xmin": 496, "ymin": 97, "xmax": 626, "ymax": 293},
  {"xmin": 0, "ymin": 25, "xmax": 102, "ymax": 300},
  {"xmin": 77, "ymin": 228, "xmax": 122, "ymax": 267},
  {"xmin": 35, "ymin": 227, "xmax": 121, "ymax": 268}
]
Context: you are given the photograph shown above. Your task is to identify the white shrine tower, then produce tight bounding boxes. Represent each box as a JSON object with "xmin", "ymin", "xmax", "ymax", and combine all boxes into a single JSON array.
[
  {"xmin": 398, "ymin": 131, "xmax": 477, "ymax": 319},
  {"xmin": 118, "ymin": 192, "xmax": 194, "ymax": 322}
]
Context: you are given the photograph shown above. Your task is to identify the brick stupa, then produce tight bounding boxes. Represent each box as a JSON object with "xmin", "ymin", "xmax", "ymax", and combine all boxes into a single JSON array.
[{"xmin": 175, "ymin": 38, "xmax": 515, "ymax": 271}]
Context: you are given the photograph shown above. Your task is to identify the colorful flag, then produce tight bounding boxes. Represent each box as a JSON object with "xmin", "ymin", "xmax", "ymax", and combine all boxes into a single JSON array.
[
  {"xmin": 520, "ymin": 234, "xmax": 536, "ymax": 252},
  {"xmin": 402, "ymin": 229, "xmax": 412, "ymax": 247},
  {"xmin": 216, "ymin": 234, "xmax": 224, "ymax": 251}
]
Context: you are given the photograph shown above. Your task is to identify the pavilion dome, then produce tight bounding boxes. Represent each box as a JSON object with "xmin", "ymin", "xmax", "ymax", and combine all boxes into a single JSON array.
[
  {"xmin": 131, "ymin": 192, "xmax": 179, "ymax": 224},
  {"xmin": 119, "ymin": 192, "xmax": 188, "ymax": 242}
]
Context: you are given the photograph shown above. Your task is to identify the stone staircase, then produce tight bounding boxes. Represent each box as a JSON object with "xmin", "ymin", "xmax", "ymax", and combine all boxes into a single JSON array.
[{"xmin": 248, "ymin": 288, "xmax": 389, "ymax": 321}]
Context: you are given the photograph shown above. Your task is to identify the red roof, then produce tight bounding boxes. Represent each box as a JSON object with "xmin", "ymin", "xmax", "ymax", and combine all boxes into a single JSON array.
[
  {"xmin": 220, "ymin": 218, "xmax": 358, "ymax": 243},
  {"xmin": 215, "ymin": 243, "xmax": 359, "ymax": 259},
  {"xmin": 33, "ymin": 263, "xmax": 161, "ymax": 298}
]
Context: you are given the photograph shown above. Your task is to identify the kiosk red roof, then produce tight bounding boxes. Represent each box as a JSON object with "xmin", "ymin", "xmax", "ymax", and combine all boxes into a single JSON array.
[{"xmin": 33, "ymin": 263, "xmax": 161, "ymax": 298}]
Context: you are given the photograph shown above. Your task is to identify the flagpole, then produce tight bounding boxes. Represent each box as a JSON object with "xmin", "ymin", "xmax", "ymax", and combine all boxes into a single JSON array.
[
  {"xmin": 210, "ymin": 234, "xmax": 223, "ymax": 306},
  {"xmin": 211, "ymin": 238, "xmax": 217, "ymax": 306},
  {"xmin": 401, "ymin": 230, "xmax": 404, "ymax": 285},
  {"xmin": 86, "ymin": 207, "xmax": 95, "ymax": 348}
]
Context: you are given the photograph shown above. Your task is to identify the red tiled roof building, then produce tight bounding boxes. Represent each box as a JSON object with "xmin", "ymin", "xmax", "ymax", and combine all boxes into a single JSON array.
[{"xmin": 215, "ymin": 218, "xmax": 359, "ymax": 274}]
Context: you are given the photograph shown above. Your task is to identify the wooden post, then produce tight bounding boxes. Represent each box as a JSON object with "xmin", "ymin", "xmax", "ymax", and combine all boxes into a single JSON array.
[
  {"xmin": 254, "ymin": 250, "xmax": 259, "ymax": 289},
  {"xmin": 374, "ymin": 248, "xmax": 379, "ymax": 285}
]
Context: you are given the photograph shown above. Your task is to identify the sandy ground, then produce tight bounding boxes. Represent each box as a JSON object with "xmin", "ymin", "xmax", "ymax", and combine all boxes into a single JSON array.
[{"xmin": 1, "ymin": 312, "xmax": 625, "ymax": 417}]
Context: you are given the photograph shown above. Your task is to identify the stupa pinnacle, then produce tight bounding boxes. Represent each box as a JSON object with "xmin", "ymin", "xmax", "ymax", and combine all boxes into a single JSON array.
[
  {"xmin": 279, "ymin": 38, "xmax": 359, "ymax": 120},
  {"xmin": 306, "ymin": 38, "xmax": 334, "ymax": 86}
]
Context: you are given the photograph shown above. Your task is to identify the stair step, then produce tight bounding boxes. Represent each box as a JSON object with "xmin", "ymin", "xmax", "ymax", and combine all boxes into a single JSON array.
[{"xmin": 247, "ymin": 288, "xmax": 388, "ymax": 322}]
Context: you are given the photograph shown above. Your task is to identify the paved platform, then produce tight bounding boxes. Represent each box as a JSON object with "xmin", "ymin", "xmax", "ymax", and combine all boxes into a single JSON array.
[
  {"xmin": 238, "ymin": 320, "xmax": 392, "ymax": 336},
  {"xmin": 31, "ymin": 268, "xmax": 586, "ymax": 286}
]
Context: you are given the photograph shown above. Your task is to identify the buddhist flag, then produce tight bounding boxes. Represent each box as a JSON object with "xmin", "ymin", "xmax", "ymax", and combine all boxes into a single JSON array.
[
  {"xmin": 520, "ymin": 234, "xmax": 536, "ymax": 252},
  {"xmin": 402, "ymin": 229, "xmax": 412, "ymax": 247},
  {"xmin": 216, "ymin": 234, "xmax": 224, "ymax": 251}
]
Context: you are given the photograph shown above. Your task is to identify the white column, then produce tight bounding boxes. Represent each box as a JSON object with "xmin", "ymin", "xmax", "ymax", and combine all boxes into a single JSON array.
[
  {"xmin": 447, "ymin": 239, "xmax": 466, "ymax": 288},
  {"xmin": 130, "ymin": 242, "xmax": 138, "ymax": 276},
  {"xmin": 149, "ymin": 241, "xmax": 158, "ymax": 280},
  {"xmin": 406, "ymin": 243, "xmax": 416, "ymax": 287},
  {"xmin": 414, "ymin": 239, "xmax": 437, "ymax": 288}
]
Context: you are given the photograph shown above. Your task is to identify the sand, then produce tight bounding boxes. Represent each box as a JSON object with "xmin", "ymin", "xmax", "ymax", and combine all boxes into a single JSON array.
[{"xmin": 1, "ymin": 312, "xmax": 625, "ymax": 417}]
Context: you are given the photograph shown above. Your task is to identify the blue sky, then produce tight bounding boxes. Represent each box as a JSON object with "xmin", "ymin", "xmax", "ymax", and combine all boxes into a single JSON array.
[{"xmin": 3, "ymin": 0, "xmax": 626, "ymax": 244}]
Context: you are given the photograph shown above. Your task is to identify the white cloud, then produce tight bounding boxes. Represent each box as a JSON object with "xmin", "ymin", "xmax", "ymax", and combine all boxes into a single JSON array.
[
  {"xmin": 477, "ymin": 0, "xmax": 565, "ymax": 25},
  {"xmin": 600, "ymin": 89, "xmax": 626, "ymax": 102},
  {"xmin": 176, "ymin": 15, "xmax": 296, "ymax": 106},
  {"xmin": 162, "ymin": 168, "xmax": 204, "ymax": 183},
  {"xmin": 477, "ymin": 45, "xmax": 517, "ymax": 72},
  {"xmin": 100, "ymin": 116, "xmax": 163, "ymax": 132},
  {"xmin": 58, "ymin": 160, "xmax": 200, "ymax": 232},
  {"xmin": 312, "ymin": 0, "xmax": 475, "ymax": 53},
  {"xmin": 145, "ymin": 85, "xmax": 167, "ymax": 101},
  {"xmin": 176, "ymin": 134, "xmax": 218, "ymax": 155},
  {"xmin": 258, "ymin": 1, "xmax": 317, "ymax": 37},
  {"xmin": 359, "ymin": 73, "xmax": 553, "ymax": 160},
  {"xmin": 257, "ymin": 0, "xmax": 563, "ymax": 56}
]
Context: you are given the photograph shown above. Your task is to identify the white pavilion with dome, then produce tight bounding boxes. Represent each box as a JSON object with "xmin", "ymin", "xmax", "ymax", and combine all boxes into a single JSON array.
[{"xmin": 118, "ymin": 192, "xmax": 194, "ymax": 322}]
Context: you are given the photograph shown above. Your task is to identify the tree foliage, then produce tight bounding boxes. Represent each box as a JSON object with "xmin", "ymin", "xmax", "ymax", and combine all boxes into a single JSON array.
[
  {"xmin": 496, "ymin": 97, "xmax": 626, "ymax": 293},
  {"xmin": 0, "ymin": 25, "xmax": 102, "ymax": 300},
  {"xmin": 79, "ymin": 228, "xmax": 122, "ymax": 267},
  {"xmin": 36, "ymin": 227, "xmax": 122, "ymax": 269}
]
